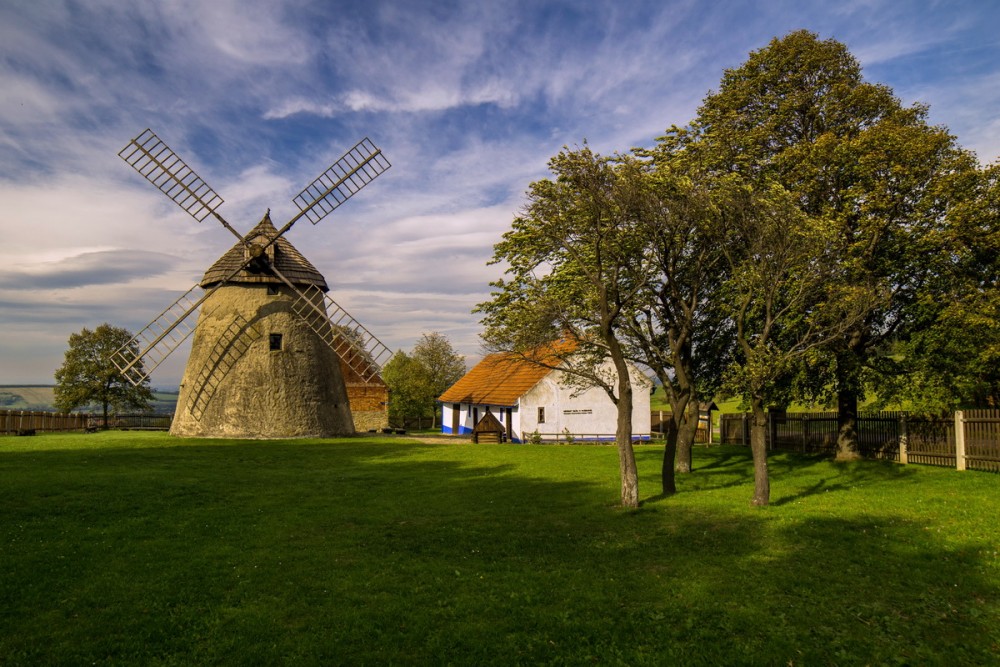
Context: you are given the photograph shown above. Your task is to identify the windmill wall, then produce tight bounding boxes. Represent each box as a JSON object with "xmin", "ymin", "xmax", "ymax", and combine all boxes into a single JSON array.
[
  {"xmin": 345, "ymin": 382, "xmax": 389, "ymax": 432},
  {"xmin": 171, "ymin": 283, "xmax": 356, "ymax": 438}
]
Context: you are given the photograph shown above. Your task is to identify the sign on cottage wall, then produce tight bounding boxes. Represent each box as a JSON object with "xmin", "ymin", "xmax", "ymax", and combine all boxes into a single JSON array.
[{"xmin": 563, "ymin": 409, "xmax": 593, "ymax": 415}]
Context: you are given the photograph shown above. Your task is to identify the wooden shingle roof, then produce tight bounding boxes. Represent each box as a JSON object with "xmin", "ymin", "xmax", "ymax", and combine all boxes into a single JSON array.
[
  {"xmin": 438, "ymin": 340, "xmax": 577, "ymax": 407},
  {"xmin": 201, "ymin": 211, "xmax": 329, "ymax": 291}
]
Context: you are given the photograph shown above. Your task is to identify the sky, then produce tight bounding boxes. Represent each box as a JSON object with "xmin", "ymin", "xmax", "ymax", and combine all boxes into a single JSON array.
[{"xmin": 1, "ymin": 0, "xmax": 999, "ymax": 387}]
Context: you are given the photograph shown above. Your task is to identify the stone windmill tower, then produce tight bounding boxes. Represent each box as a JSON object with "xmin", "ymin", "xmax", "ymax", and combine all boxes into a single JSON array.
[{"xmin": 112, "ymin": 129, "xmax": 391, "ymax": 438}]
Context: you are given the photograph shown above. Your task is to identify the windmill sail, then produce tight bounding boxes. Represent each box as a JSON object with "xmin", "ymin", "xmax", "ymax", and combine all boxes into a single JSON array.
[
  {"xmin": 287, "ymin": 283, "xmax": 392, "ymax": 382},
  {"xmin": 119, "ymin": 129, "xmax": 224, "ymax": 223},
  {"xmin": 292, "ymin": 137, "xmax": 391, "ymax": 225},
  {"xmin": 111, "ymin": 285, "xmax": 211, "ymax": 385}
]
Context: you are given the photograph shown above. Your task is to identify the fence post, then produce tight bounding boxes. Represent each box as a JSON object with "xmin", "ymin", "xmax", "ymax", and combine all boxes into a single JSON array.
[
  {"xmin": 954, "ymin": 410, "xmax": 966, "ymax": 471},
  {"xmin": 898, "ymin": 413, "xmax": 908, "ymax": 465},
  {"xmin": 801, "ymin": 415, "xmax": 809, "ymax": 453}
]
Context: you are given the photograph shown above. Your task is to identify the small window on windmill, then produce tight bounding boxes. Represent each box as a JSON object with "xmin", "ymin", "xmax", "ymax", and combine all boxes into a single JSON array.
[
  {"xmin": 267, "ymin": 284, "xmax": 279, "ymax": 296},
  {"xmin": 269, "ymin": 333, "xmax": 283, "ymax": 351}
]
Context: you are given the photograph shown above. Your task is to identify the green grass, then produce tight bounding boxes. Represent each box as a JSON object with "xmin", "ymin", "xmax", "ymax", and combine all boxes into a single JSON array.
[{"xmin": 2, "ymin": 432, "xmax": 998, "ymax": 665}]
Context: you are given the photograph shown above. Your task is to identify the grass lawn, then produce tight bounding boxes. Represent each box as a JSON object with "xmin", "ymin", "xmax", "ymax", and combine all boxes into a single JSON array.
[{"xmin": 2, "ymin": 432, "xmax": 998, "ymax": 665}]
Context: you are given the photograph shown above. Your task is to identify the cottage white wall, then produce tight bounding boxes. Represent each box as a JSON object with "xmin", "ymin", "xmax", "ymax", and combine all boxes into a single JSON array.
[{"xmin": 517, "ymin": 363, "xmax": 651, "ymax": 442}]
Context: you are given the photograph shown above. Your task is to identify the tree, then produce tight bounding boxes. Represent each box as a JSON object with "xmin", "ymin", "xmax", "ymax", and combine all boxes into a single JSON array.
[
  {"xmin": 883, "ymin": 163, "xmax": 1000, "ymax": 410},
  {"xmin": 411, "ymin": 333, "xmax": 466, "ymax": 427},
  {"xmin": 687, "ymin": 30, "xmax": 977, "ymax": 459},
  {"xmin": 383, "ymin": 333, "xmax": 466, "ymax": 428},
  {"xmin": 623, "ymin": 138, "xmax": 734, "ymax": 495},
  {"xmin": 478, "ymin": 145, "xmax": 653, "ymax": 508},
  {"xmin": 382, "ymin": 351, "xmax": 434, "ymax": 427},
  {"xmin": 53, "ymin": 324, "xmax": 154, "ymax": 427},
  {"xmin": 715, "ymin": 179, "xmax": 870, "ymax": 505}
]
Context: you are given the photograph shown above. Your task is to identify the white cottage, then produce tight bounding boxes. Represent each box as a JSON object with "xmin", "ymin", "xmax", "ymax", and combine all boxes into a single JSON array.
[{"xmin": 438, "ymin": 346, "xmax": 651, "ymax": 443}]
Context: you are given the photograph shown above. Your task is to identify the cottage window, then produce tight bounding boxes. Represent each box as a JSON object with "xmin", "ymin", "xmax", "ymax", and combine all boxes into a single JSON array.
[
  {"xmin": 269, "ymin": 333, "xmax": 283, "ymax": 351},
  {"xmin": 537, "ymin": 407, "xmax": 545, "ymax": 424}
]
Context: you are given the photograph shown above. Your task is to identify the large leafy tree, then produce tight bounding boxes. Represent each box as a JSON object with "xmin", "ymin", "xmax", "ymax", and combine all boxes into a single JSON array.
[
  {"xmin": 620, "ymin": 148, "xmax": 733, "ymax": 494},
  {"xmin": 715, "ymin": 179, "xmax": 871, "ymax": 505},
  {"xmin": 53, "ymin": 323, "xmax": 154, "ymax": 426},
  {"xmin": 686, "ymin": 30, "xmax": 977, "ymax": 459},
  {"xmin": 478, "ymin": 145, "xmax": 653, "ymax": 508}
]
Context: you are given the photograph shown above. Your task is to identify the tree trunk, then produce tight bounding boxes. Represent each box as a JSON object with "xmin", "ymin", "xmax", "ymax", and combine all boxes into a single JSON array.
[
  {"xmin": 836, "ymin": 387, "xmax": 861, "ymax": 461},
  {"xmin": 617, "ymin": 409, "xmax": 640, "ymax": 508},
  {"xmin": 749, "ymin": 399, "xmax": 770, "ymax": 506},
  {"xmin": 613, "ymin": 355, "xmax": 639, "ymax": 508},
  {"xmin": 675, "ymin": 400, "xmax": 699, "ymax": 473}
]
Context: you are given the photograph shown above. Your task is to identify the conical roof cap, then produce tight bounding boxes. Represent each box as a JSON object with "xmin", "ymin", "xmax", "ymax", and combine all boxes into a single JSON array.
[{"xmin": 201, "ymin": 211, "xmax": 329, "ymax": 291}]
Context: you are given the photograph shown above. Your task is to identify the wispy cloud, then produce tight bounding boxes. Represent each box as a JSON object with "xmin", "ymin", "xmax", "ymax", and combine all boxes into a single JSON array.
[{"xmin": 0, "ymin": 250, "xmax": 178, "ymax": 290}]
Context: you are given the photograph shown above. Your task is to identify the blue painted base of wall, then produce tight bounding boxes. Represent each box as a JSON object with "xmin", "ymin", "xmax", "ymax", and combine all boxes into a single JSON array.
[{"xmin": 441, "ymin": 425, "xmax": 473, "ymax": 435}]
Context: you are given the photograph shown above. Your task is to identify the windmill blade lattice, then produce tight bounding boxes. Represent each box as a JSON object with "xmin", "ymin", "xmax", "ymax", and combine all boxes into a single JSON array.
[
  {"xmin": 119, "ymin": 129, "xmax": 225, "ymax": 223},
  {"xmin": 293, "ymin": 137, "xmax": 391, "ymax": 226},
  {"xmin": 111, "ymin": 285, "xmax": 213, "ymax": 385},
  {"xmin": 288, "ymin": 284, "xmax": 392, "ymax": 382}
]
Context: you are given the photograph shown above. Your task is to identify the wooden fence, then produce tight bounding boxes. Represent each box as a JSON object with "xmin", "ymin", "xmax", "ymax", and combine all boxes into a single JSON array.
[
  {"xmin": 719, "ymin": 410, "xmax": 1000, "ymax": 473},
  {"xmin": 650, "ymin": 411, "xmax": 711, "ymax": 443},
  {"xmin": 1, "ymin": 410, "xmax": 173, "ymax": 435}
]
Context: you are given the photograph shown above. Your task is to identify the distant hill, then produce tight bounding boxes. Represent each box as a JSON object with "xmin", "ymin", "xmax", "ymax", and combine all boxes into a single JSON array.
[{"xmin": 0, "ymin": 386, "xmax": 178, "ymax": 414}]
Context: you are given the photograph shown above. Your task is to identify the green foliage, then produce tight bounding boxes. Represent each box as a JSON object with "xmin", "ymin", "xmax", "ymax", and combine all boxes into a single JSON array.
[
  {"xmin": 477, "ymin": 30, "xmax": 990, "ymax": 499},
  {"xmin": 620, "ymin": 144, "xmax": 735, "ymax": 481},
  {"xmin": 478, "ymin": 144, "xmax": 653, "ymax": 370},
  {"xmin": 53, "ymin": 324, "xmax": 154, "ymax": 420},
  {"xmin": 382, "ymin": 351, "xmax": 433, "ymax": 424},
  {"xmin": 477, "ymin": 144, "xmax": 651, "ymax": 505},
  {"xmin": 383, "ymin": 333, "xmax": 465, "ymax": 425},
  {"xmin": 2, "ymin": 432, "xmax": 999, "ymax": 664},
  {"xmin": 412, "ymin": 332, "xmax": 467, "ymax": 401},
  {"xmin": 687, "ymin": 29, "xmax": 979, "ymax": 414},
  {"xmin": 883, "ymin": 163, "xmax": 1000, "ymax": 410}
]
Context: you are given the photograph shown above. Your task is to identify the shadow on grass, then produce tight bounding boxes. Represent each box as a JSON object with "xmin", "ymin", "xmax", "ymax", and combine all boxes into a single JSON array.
[
  {"xmin": 639, "ymin": 444, "xmax": 922, "ymax": 507},
  {"xmin": 1, "ymin": 434, "xmax": 997, "ymax": 665}
]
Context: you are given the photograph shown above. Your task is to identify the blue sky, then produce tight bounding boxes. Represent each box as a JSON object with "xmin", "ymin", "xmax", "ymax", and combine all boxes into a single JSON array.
[{"xmin": 1, "ymin": 0, "xmax": 998, "ymax": 386}]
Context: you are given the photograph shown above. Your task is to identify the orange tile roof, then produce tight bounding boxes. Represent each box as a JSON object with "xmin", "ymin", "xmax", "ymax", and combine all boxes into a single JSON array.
[{"xmin": 438, "ymin": 340, "xmax": 577, "ymax": 406}]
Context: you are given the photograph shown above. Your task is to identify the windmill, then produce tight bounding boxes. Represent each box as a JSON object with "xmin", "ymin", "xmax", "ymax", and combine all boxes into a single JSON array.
[{"xmin": 113, "ymin": 129, "xmax": 392, "ymax": 438}]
